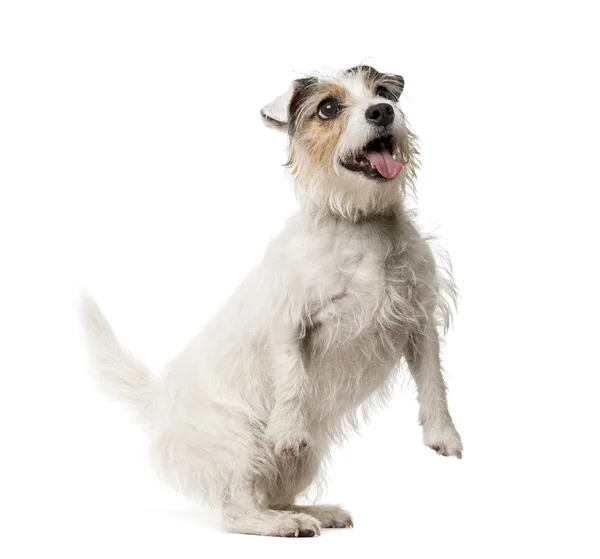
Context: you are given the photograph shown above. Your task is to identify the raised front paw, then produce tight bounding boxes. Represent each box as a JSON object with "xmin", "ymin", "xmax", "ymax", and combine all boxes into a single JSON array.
[
  {"xmin": 423, "ymin": 422, "xmax": 463, "ymax": 459},
  {"xmin": 266, "ymin": 427, "xmax": 310, "ymax": 458}
]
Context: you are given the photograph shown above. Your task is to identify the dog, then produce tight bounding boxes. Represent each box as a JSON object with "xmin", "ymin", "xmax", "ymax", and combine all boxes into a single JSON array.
[{"xmin": 80, "ymin": 65, "xmax": 463, "ymax": 537}]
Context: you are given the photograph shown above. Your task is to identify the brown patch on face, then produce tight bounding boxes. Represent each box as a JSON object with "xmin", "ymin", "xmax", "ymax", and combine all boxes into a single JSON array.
[{"xmin": 287, "ymin": 82, "xmax": 351, "ymax": 184}]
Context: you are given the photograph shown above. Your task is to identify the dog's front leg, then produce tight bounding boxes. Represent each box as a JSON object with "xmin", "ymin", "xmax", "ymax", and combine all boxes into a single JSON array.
[
  {"xmin": 406, "ymin": 324, "xmax": 463, "ymax": 458},
  {"xmin": 265, "ymin": 324, "xmax": 311, "ymax": 458}
]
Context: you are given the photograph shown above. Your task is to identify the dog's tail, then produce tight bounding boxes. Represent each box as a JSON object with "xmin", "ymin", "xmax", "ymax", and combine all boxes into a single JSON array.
[{"xmin": 79, "ymin": 293, "xmax": 156, "ymax": 430}]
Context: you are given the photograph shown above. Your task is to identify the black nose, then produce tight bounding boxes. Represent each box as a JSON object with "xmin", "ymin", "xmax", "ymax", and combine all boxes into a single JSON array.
[{"xmin": 365, "ymin": 103, "xmax": 394, "ymax": 127}]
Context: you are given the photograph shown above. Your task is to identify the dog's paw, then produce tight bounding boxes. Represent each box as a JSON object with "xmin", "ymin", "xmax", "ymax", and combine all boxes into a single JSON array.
[
  {"xmin": 273, "ymin": 513, "xmax": 321, "ymax": 537},
  {"xmin": 315, "ymin": 505, "xmax": 354, "ymax": 528},
  {"xmin": 267, "ymin": 429, "xmax": 310, "ymax": 458},
  {"xmin": 423, "ymin": 421, "xmax": 463, "ymax": 459}
]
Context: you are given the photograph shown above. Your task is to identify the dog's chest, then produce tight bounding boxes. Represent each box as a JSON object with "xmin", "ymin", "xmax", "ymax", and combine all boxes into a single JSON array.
[
  {"xmin": 302, "ymin": 222, "xmax": 423, "ymax": 411},
  {"xmin": 307, "ymin": 224, "xmax": 417, "ymax": 340}
]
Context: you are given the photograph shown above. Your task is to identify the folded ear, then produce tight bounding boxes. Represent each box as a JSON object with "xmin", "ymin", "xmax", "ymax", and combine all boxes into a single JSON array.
[
  {"xmin": 381, "ymin": 73, "xmax": 405, "ymax": 100},
  {"xmin": 260, "ymin": 78, "xmax": 316, "ymax": 133},
  {"xmin": 260, "ymin": 82, "xmax": 295, "ymax": 131}
]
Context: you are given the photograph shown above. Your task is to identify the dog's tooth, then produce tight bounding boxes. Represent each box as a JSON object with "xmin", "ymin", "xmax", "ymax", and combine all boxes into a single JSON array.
[{"xmin": 392, "ymin": 154, "xmax": 397, "ymax": 160}]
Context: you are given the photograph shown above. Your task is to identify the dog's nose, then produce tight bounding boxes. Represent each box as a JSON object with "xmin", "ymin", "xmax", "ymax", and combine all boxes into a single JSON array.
[{"xmin": 365, "ymin": 103, "xmax": 394, "ymax": 127}]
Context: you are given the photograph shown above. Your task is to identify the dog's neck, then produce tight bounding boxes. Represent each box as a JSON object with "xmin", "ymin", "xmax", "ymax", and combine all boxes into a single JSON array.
[{"xmin": 295, "ymin": 182, "xmax": 406, "ymax": 226}]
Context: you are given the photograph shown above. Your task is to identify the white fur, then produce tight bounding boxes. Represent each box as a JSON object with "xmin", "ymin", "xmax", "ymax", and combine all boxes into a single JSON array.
[
  {"xmin": 80, "ymin": 67, "xmax": 463, "ymax": 537},
  {"xmin": 260, "ymin": 82, "xmax": 296, "ymax": 129}
]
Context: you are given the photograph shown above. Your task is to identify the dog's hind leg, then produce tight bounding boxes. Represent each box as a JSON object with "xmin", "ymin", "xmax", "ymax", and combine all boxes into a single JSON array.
[
  {"xmin": 222, "ymin": 479, "xmax": 322, "ymax": 537},
  {"xmin": 273, "ymin": 504, "xmax": 353, "ymax": 528},
  {"xmin": 263, "ymin": 451, "xmax": 352, "ymax": 528},
  {"xmin": 152, "ymin": 418, "xmax": 321, "ymax": 536}
]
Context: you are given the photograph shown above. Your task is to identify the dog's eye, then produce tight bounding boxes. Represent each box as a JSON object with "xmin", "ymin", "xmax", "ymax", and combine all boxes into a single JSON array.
[
  {"xmin": 376, "ymin": 87, "xmax": 396, "ymax": 101},
  {"xmin": 318, "ymin": 98, "xmax": 340, "ymax": 120}
]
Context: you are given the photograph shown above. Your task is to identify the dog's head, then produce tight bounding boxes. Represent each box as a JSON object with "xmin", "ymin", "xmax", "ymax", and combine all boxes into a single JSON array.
[{"xmin": 261, "ymin": 65, "xmax": 418, "ymax": 217}]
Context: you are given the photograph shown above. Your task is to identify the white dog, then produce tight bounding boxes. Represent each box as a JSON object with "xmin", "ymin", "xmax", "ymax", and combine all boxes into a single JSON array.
[{"xmin": 81, "ymin": 65, "xmax": 463, "ymax": 538}]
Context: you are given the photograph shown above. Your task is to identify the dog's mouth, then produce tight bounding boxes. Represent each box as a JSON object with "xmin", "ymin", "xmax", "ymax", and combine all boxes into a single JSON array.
[{"xmin": 340, "ymin": 135, "xmax": 403, "ymax": 180}]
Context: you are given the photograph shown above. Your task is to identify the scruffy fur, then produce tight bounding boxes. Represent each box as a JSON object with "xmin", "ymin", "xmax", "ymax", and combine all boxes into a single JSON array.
[{"xmin": 80, "ymin": 65, "xmax": 463, "ymax": 537}]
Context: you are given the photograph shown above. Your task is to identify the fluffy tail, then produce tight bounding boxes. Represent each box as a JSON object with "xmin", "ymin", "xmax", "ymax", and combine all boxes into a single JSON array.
[{"xmin": 79, "ymin": 294, "xmax": 156, "ymax": 429}]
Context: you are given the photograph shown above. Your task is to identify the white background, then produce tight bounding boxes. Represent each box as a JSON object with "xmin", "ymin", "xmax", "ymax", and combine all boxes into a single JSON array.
[{"xmin": 1, "ymin": 1, "xmax": 599, "ymax": 557}]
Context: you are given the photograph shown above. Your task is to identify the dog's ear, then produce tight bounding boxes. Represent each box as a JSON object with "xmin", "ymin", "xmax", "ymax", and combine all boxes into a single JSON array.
[
  {"xmin": 260, "ymin": 83, "xmax": 294, "ymax": 131},
  {"xmin": 260, "ymin": 78, "xmax": 315, "ymax": 133},
  {"xmin": 383, "ymin": 73, "xmax": 405, "ymax": 99}
]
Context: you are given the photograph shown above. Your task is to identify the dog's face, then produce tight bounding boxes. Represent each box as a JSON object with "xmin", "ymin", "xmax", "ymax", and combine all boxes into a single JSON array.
[{"xmin": 261, "ymin": 66, "xmax": 418, "ymax": 217}]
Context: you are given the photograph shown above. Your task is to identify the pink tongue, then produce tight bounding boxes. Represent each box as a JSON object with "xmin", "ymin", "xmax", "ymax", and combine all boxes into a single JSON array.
[{"xmin": 364, "ymin": 149, "xmax": 403, "ymax": 179}]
